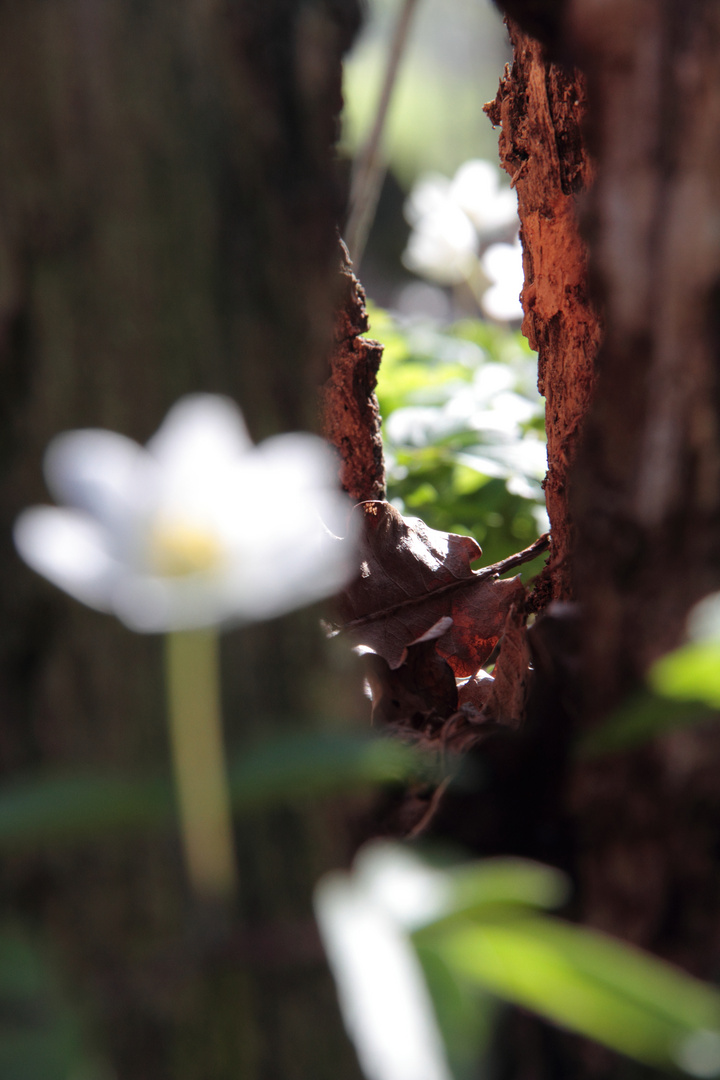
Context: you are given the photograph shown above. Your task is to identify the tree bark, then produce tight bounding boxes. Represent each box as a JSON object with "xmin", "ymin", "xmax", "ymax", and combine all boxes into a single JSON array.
[
  {"xmin": 481, "ymin": 2, "xmax": 720, "ymax": 1076},
  {"xmin": 0, "ymin": 1, "xmax": 369, "ymax": 1077},
  {"xmin": 321, "ymin": 246, "xmax": 385, "ymax": 503},
  {"xmin": 570, "ymin": 0, "xmax": 720, "ymax": 698},
  {"xmin": 566, "ymin": 0, "xmax": 720, "ymax": 1002},
  {"xmin": 485, "ymin": 21, "xmax": 600, "ymax": 605}
]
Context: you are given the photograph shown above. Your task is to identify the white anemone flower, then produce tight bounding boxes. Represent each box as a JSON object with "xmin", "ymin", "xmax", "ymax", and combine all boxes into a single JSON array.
[
  {"xmin": 402, "ymin": 162, "xmax": 520, "ymax": 291},
  {"xmin": 14, "ymin": 394, "xmax": 356, "ymax": 633},
  {"xmin": 480, "ymin": 238, "xmax": 525, "ymax": 322},
  {"xmin": 450, "ymin": 159, "xmax": 519, "ymax": 235},
  {"xmin": 315, "ymin": 842, "xmax": 452, "ymax": 1080},
  {"xmin": 402, "ymin": 200, "xmax": 478, "ymax": 286},
  {"xmin": 403, "ymin": 172, "xmax": 454, "ymax": 228}
]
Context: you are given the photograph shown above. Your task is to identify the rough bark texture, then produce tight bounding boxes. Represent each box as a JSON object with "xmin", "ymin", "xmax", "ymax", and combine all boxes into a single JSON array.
[
  {"xmin": 321, "ymin": 246, "xmax": 385, "ymax": 502},
  {"xmin": 485, "ymin": 22, "xmax": 600, "ymax": 603},
  {"xmin": 0, "ymin": 1, "xmax": 368, "ymax": 1077}
]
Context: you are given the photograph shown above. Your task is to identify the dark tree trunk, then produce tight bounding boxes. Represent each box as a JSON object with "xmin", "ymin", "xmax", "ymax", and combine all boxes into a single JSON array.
[
  {"xmin": 479, "ymin": 1, "xmax": 720, "ymax": 1076},
  {"xmin": 571, "ymin": 0, "xmax": 720, "ymax": 696},
  {"xmin": 567, "ymin": 0, "xmax": 720, "ymax": 1010},
  {"xmin": 0, "ymin": 2, "xmax": 371, "ymax": 1077}
]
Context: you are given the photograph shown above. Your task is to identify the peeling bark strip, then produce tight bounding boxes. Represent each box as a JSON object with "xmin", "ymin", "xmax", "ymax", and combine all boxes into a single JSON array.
[
  {"xmin": 321, "ymin": 247, "xmax": 386, "ymax": 502},
  {"xmin": 485, "ymin": 23, "xmax": 600, "ymax": 602}
]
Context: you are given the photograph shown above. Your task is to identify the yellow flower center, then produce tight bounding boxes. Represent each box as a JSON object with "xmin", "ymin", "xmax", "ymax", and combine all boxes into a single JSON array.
[{"xmin": 149, "ymin": 520, "xmax": 223, "ymax": 577}]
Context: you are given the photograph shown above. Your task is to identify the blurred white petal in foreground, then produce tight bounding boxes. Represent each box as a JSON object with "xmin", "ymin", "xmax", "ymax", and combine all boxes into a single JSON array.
[
  {"xmin": 15, "ymin": 394, "xmax": 356, "ymax": 632},
  {"xmin": 315, "ymin": 842, "xmax": 452, "ymax": 1080}
]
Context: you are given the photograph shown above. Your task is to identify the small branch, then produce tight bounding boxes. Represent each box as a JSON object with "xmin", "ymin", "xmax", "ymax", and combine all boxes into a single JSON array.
[
  {"xmin": 489, "ymin": 532, "xmax": 550, "ymax": 577},
  {"xmin": 344, "ymin": 0, "xmax": 420, "ymax": 269},
  {"xmin": 338, "ymin": 533, "xmax": 550, "ymax": 632}
]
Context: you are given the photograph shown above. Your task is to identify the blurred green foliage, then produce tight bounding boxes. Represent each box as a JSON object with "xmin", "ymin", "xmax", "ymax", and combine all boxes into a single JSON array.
[
  {"xmin": 342, "ymin": 0, "xmax": 509, "ymax": 185},
  {"xmin": 369, "ymin": 304, "xmax": 548, "ymax": 576},
  {"xmin": 408, "ymin": 853, "xmax": 720, "ymax": 1077},
  {"xmin": 579, "ymin": 590, "xmax": 720, "ymax": 757},
  {"xmin": 0, "ymin": 926, "xmax": 101, "ymax": 1080},
  {"xmin": 650, "ymin": 640, "xmax": 720, "ymax": 709},
  {"xmin": 0, "ymin": 734, "xmax": 437, "ymax": 850}
]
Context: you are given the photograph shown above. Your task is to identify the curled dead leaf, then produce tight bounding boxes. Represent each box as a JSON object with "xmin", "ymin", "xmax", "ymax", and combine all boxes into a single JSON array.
[
  {"xmin": 464, "ymin": 603, "xmax": 531, "ymax": 729},
  {"xmin": 336, "ymin": 502, "xmax": 529, "ymax": 676},
  {"xmin": 363, "ymin": 641, "xmax": 458, "ymax": 728}
]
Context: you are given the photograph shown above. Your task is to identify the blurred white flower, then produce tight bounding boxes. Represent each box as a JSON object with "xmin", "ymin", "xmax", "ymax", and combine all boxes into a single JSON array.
[
  {"xmin": 14, "ymin": 395, "xmax": 356, "ymax": 633},
  {"xmin": 315, "ymin": 842, "xmax": 452, "ymax": 1080},
  {"xmin": 402, "ymin": 161, "xmax": 523, "ymax": 320},
  {"xmin": 449, "ymin": 159, "xmax": 519, "ymax": 234},
  {"xmin": 686, "ymin": 592, "xmax": 720, "ymax": 643},
  {"xmin": 480, "ymin": 238, "xmax": 525, "ymax": 322},
  {"xmin": 403, "ymin": 172, "xmax": 454, "ymax": 228},
  {"xmin": 402, "ymin": 195, "xmax": 478, "ymax": 286}
]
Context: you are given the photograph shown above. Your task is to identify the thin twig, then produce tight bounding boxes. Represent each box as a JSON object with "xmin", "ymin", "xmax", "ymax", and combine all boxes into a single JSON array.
[
  {"xmin": 406, "ymin": 776, "xmax": 452, "ymax": 838},
  {"xmin": 339, "ymin": 533, "xmax": 550, "ymax": 633},
  {"xmin": 344, "ymin": 0, "xmax": 420, "ymax": 269}
]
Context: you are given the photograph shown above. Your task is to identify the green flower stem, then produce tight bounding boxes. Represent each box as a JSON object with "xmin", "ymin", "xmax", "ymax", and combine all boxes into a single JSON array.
[{"xmin": 164, "ymin": 629, "xmax": 237, "ymax": 901}]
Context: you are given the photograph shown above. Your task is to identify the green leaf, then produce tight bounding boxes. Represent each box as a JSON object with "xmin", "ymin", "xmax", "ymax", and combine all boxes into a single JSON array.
[
  {"xmin": 370, "ymin": 305, "xmax": 548, "ymax": 573},
  {"xmin": 577, "ymin": 689, "xmax": 712, "ymax": 758},
  {"xmin": 0, "ymin": 925, "xmax": 99, "ymax": 1080},
  {"xmin": 0, "ymin": 735, "xmax": 432, "ymax": 848},
  {"xmin": 416, "ymin": 944, "xmax": 498, "ymax": 1080},
  {"xmin": 427, "ymin": 913, "xmax": 720, "ymax": 1069},
  {"xmin": 444, "ymin": 858, "xmax": 569, "ymax": 917},
  {"xmin": 0, "ymin": 772, "xmax": 172, "ymax": 846},
  {"xmin": 649, "ymin": 641, "xmax": 720, "ymax": 709},
  {"xmin": 228, "ymin": 733, "xmax": 436, "ymax": 807}
]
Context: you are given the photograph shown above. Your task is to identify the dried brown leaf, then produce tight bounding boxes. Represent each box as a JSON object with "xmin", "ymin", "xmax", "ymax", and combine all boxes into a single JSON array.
[
  {"xmin": 457, "ymin": 604, "xmax": 531, "ymax": 729},
  {"xmin": 364, "ymin": 640, "xmax": 459, "ymax": 728},
  {"xmin": 337, "ymin": 502, "xmax": 526, "ymax": 676}
]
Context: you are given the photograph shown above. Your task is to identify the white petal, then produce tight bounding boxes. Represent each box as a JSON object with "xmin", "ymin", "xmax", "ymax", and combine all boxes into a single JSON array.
[
  {"xmin": 404, "ymin": 174, "xmax": 453, "ymax": 227},
  {"xmin": 111, "ymin": 573, "xmax": 228, "ymax": 633},
  {"xmin": 315, "ymin": 871, "xmax": 452, "ymax": 1080},
  {"xmin": 481, "ymin": 240, "xmax": 524, "ymax": 286},
  {"xmin": 248, "ymin": 432, "xmax": 345, "ymax": 523},
  {"xmin": 451, "ymin": 159, "xmax": 498, "ymax": 203},
  {"xmin": 44, "ymin": 430, "xmax": 154, "ymax": 531},
  {"xmin": 355, "ymin": 843, "xmax": 450, "ymax": 930},
  {"xmin": 450, "ymin": 161, "xmax": 519, "ymax": 234},
  {"xmin": 147, "ymin": 394, "xmax": 252, "ymax": 479},
  {"xmin": 481, "ymin": 283, "xmax": 524, "ymax": 322},
  {"xmin": 14, "ymin": 507, "xmax": 121, "ymax": 613},
  {"xmin": 249, "ymin": 431, "xmax": 337, "ymax": 491},
  {"xmin": 687, "ymin": 592, "xmax": 720, "ymax": 643},
  {"xmin": 480, "ymin": 242, "xmax": 525, "ymax": 322},
  {"xmin": 105, "ymin": 502, "xmax": 357, "ymax": 632},
  {"xmin": 403, "ymin": 205, "xmax": 478, "ymax": 286},
  {"xmin": 220, "ymin": 504, "xmax": 359, "ymax": 621}
]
